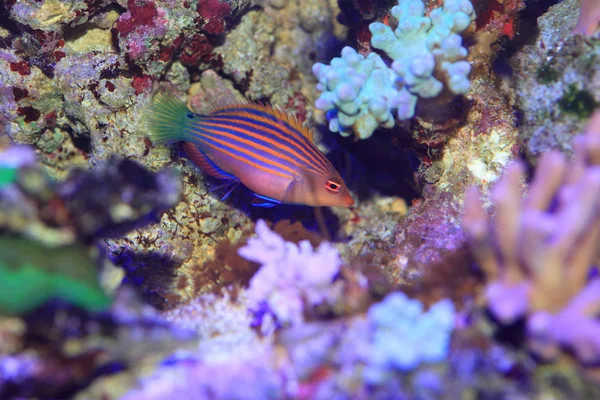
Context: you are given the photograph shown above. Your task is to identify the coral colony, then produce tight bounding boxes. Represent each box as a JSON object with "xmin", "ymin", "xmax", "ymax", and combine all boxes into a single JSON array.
[
  {"xmin": 313, "ymin": 0, "xmax": 475, "ymax": 139},
  {"xmin": 1, "ymin": 0, "xmax": 600, "ymax": 398}
]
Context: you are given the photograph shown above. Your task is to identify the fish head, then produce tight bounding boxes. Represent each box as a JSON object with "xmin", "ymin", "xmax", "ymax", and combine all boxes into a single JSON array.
[{"xmin": 286, "ymin": 170, "xmax": 354, "ymax": 208}]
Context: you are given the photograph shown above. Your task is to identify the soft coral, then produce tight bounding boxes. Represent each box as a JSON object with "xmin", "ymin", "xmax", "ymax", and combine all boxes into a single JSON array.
[{"xmin": 464, "ymin": 110, "xmax": 600, "ymax": 368}]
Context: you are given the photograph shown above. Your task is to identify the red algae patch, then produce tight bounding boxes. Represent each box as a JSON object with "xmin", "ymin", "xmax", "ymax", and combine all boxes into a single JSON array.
[{"xmin": 9, "ymin": 61, "xmax": 31, "ymax": 76}]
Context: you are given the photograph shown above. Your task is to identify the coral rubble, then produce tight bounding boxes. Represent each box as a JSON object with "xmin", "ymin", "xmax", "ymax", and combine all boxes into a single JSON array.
[{"xmin": 512, "ymin": 0, "xmax": 600, "ymax": 162}]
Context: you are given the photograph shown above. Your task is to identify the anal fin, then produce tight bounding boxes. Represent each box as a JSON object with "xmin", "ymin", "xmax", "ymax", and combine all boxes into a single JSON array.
[{"xmin": 182, "ymin": 142, "xmax": 236, "ymax": 181}]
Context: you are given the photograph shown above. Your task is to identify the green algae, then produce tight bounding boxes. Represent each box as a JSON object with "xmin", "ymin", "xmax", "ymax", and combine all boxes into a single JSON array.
[
  {"xmin": 0, "ymin": 235, "xmax": 111, "ymax": 315},
  {"xmin": 558, "ymin": 84, "xmax": 598, "ymax": 119},
  {"xmin": 0, "ymin": 167, "xmax": 17, "ymax": 188},
  {"xmin": 536, "ymin": 63, "xmax": 560, "ymax": 84}
]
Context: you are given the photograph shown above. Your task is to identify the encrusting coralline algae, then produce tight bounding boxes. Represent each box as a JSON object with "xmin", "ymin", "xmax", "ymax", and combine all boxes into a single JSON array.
[{"xmin": 2, "ymin": 0, "xmax": 600, "ymax": 398}]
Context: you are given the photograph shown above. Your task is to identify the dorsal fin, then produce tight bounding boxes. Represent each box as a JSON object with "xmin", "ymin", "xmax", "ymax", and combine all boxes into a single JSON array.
[{"xmin": 261, "ymin": 103, "xmax": 313, "ymax": 142}]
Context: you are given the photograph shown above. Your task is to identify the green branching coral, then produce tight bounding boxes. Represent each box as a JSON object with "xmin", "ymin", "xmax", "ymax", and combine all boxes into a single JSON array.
[{"xmin": 0, "ymin": 236, "xmax": 111, "ymax": 315}]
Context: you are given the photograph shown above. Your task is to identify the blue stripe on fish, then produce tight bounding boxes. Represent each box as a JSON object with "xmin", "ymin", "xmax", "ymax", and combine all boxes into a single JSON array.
[
  {"xmin": 208, "ymin": 112, "xmax": 334, "ymax": 175},
  {"xmin": 193, "ymin": 120, "xmax": 325, "ymax": 175},
  {"xmin": 189, "ymin": 129, "xmax": 296, "ymax": 179}
]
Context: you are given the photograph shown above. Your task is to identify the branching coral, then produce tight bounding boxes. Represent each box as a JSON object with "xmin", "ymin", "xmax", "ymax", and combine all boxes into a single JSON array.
[
  {"xmin": 313, "ymin": 0, "xmax": 475, "ymax": 139},
  {"xmin": 238, "ymin": 220, "xmax": 341, "ymax": 331},
  {"xmin": 313, "ymin": 47, "xmax": 406, "ymax": 138},
  {"xmin": 370, "ymin": 0, "xmax": 474, "ymax": 98},
  {"xmin": 463, "ymin": 110, "xmax": 600, "ymax": 363}
]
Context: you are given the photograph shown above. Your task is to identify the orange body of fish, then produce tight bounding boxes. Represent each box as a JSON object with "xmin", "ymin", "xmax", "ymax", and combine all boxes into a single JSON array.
[{"xmin": 146, "ymin": 90, "xmax": 354, "ymax": 208}]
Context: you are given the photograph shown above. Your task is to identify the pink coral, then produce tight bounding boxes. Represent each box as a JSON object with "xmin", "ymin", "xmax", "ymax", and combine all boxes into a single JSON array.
[
  {"xmin": 132, "ymin": 75, "xmax": 153, "ymax": 95},
  {"xmin": 113, "ymin": 0, "xmax": 174, "ymax": 73},
  {"xmin": 464, "ymin": 154, "xmax": 600, "ymax": 320},
  {"xmin": 475, "ymin": 0, "xmax": 525, "ymax": 39},
  {"xmin": 528, "ymin": 279, "xmax": 600, "ymax": 362}
]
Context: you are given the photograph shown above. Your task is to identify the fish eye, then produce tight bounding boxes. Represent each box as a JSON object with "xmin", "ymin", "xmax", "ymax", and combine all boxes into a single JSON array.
[
  {"xmin": 187, "ymin": 112, "xmax": 195, "ymax": 119},
  {"xmin": 325, "ymin": 180, "xmax": 341, "ymax": 193}
]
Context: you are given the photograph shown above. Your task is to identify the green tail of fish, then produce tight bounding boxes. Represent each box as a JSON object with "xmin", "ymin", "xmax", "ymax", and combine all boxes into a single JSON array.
[{"xmin": 146, "ymin": 89, "xmax": 196, "ymax": 145}]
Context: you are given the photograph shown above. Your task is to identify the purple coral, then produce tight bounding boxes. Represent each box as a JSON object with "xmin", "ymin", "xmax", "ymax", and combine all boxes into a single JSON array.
[
  {"xmin": 364, "ymin": 292, "xmax": 455, "ymax": 383},
  {"xmin": 121, "ymin": 357, "xmax": 284, "ymax": 400},
  {"xmin": 463, "ymin": 110, "xmax": 600, "ymax": 364},
  {"xmin": 464, "ymin": 154, "xmax": 600, "ymax": 321},
  {"xmin": 238, "ymin": 220, "xmax": 341, "ymax": 330},
  {"xmin": 0, "ymin": 145, "xmax": 37, "ymax": 168}
]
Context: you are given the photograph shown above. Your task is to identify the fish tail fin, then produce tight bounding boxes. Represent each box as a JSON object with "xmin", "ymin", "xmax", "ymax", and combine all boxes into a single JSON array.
[{"xmin": 145, "ymin": 88, "xmax": 195, "ymax": 145}]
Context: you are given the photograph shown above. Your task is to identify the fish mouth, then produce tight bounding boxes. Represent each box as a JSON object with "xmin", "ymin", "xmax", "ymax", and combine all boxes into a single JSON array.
[{"xmin": 346, "ymin": 196, "xmax": 355, "ymax": 207}]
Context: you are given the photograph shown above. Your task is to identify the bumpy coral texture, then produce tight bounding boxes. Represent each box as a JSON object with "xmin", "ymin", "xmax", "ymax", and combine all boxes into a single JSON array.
[
  {"xmin": 370, "ymin": 0, "xmax": 474, "ymax": 97},
  {"xmin": 238, "ymin": 220, "xmax": 341, "ymax": 331},
  {"xmin": 313, "ymin": 47, "xmax": 407, "ymax": 139},
  {"xmin": 7, "ymin": 0, "xmax": 113, "ymax": 32},
  {"xmin": 313, "ymin": 0, "xmax": 475, "ymax": 139},
  {"xmin": 364, "ymin": 292, "xmax": 455, "ymax": 383}
]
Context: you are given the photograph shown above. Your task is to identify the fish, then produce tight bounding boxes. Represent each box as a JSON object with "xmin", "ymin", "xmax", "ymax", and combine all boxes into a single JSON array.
[
  {"xmin": 145, "ymin": 89, "xmax": 354, "ymax": 208},
  {"xmin": 573, "ymin": 0, "xmax": 600, "ymax": 36}
]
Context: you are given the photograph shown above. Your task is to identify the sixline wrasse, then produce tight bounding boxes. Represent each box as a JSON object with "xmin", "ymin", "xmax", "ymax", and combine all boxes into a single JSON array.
[{"xmin": 146, "ymin": 90, "xmax": 354, "ymax": 208}]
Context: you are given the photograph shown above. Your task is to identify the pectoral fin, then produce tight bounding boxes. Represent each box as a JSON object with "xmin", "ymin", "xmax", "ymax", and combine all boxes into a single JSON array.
[{"xmin": 281, "ymin": 178, "xmax": 299, "ymax": 204}]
